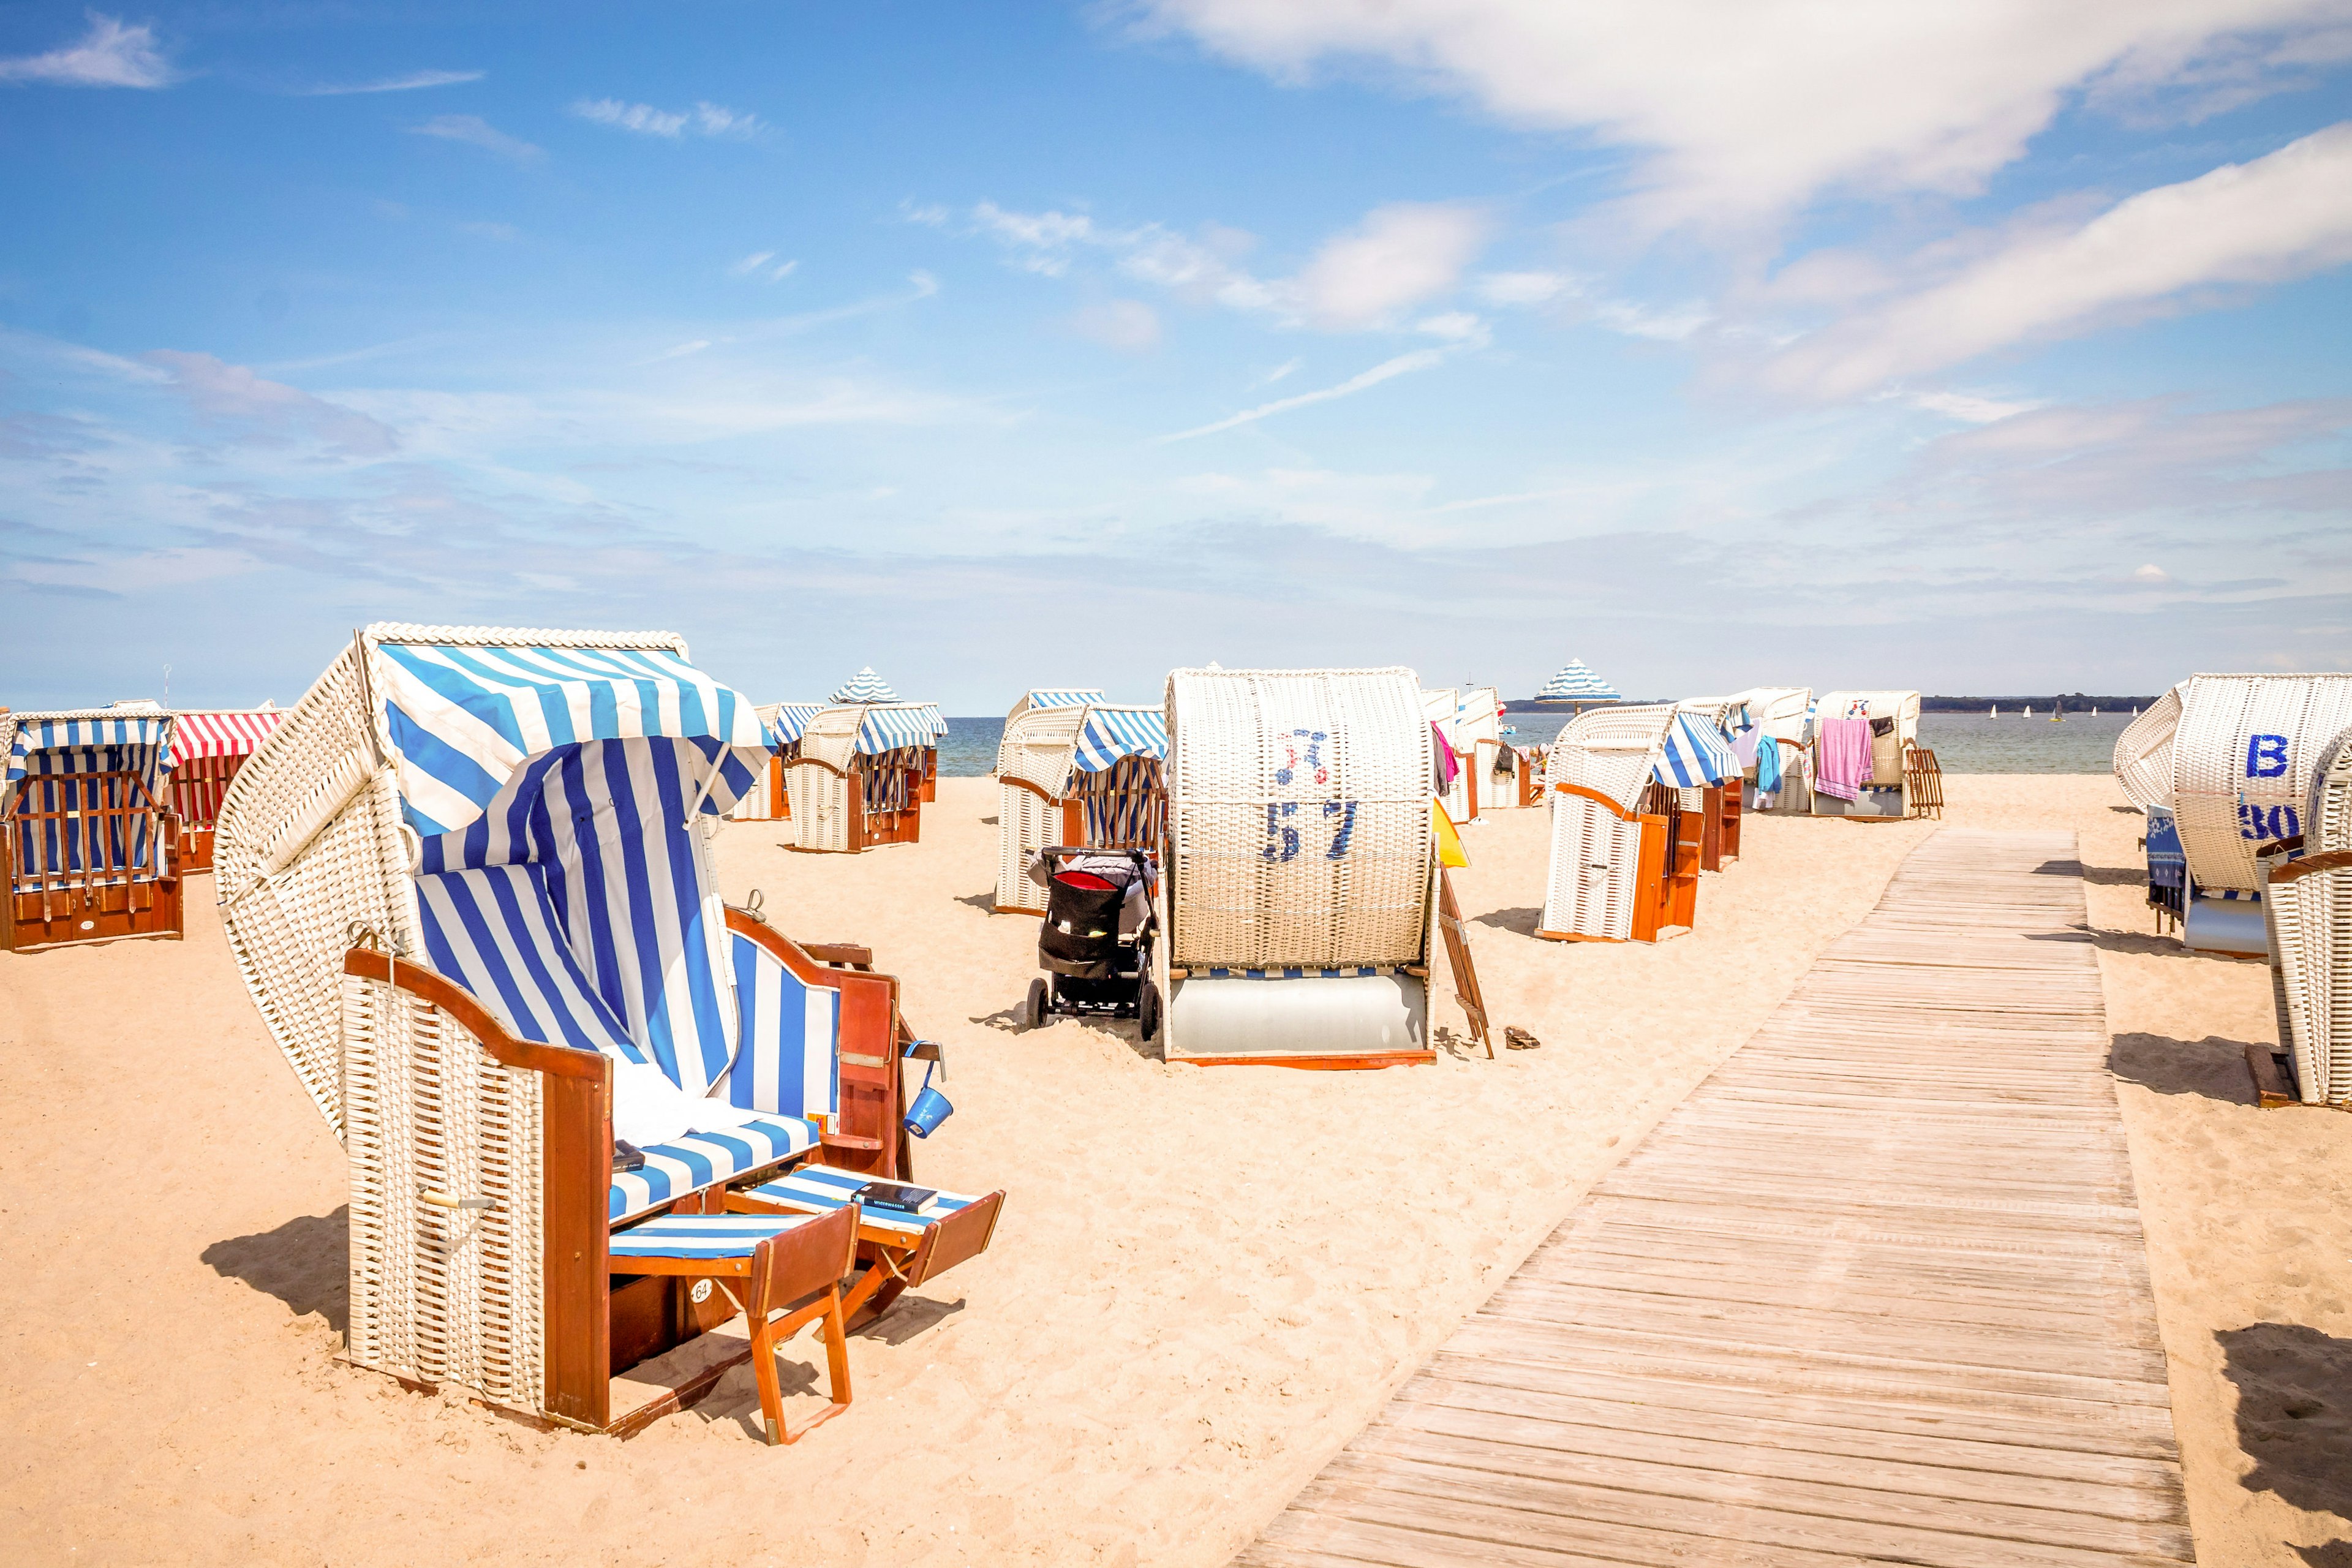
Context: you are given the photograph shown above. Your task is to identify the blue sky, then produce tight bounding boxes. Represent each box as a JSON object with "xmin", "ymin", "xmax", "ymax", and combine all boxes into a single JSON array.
[{"xmin": 2, "ymin": 2, "xmax": 2348, "ymax": 710}]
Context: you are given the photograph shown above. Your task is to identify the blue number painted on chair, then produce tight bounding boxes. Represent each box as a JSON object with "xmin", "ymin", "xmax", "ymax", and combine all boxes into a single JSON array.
[
  {"xmin": 2239, "ymin": 802, "xmax": 2302, "ymax": 840},
  {"xmin": 2246, "ymin": 733, "xmax": 2290, "ymax": 778},
  {"xmin": 1323, "ymin": 799, "xmax": 1358, "ymax": 859},
  {"xmin": 1273, "ymin": 729, "xmax": 1329, "ymax": 787},
  {"xmin": 1262, "ymin": 802, "xmax": 1300, "ymax": 862}
]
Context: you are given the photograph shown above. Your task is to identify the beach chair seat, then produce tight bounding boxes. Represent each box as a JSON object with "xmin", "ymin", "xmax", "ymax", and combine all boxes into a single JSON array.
[
  {"xmin": 608, "ymin": 1206, "xmax": 860, "ymax": 1444},
  {"xmin": 728, "ymin": 1163, "xmax": 1005, "ymax": 1326},
  {"xmin": 613, "ymin": 1118, "xmax": 820, "ymax": 1223}
]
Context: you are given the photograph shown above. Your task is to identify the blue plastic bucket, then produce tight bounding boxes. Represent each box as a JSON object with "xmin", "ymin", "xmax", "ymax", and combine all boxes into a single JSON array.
[{"xmin": 904, "ymin": 1062, "xmax": 953, "ymax": 1139}]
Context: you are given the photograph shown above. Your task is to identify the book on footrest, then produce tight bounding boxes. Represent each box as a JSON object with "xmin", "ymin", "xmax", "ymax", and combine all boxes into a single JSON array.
[{"xmin": 851, "ymin": 1180, "xmax": 936, "ymax": 1215}]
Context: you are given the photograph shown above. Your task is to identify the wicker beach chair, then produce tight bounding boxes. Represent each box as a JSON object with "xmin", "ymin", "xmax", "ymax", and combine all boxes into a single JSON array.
[
  {"xmin": 2169, "ymin": 674, "xmax": 2352, "ymax": 956},
  {"xmin": 1808, "ymin": 690, "xmax": 1920, "ymax": 819},
  {"xmin": 1157, "ymin": 667, "xmax": 1438, "ymax": 1068},
  {"xmin": 993, "ymin": 690, "xmax": 1168, "ymax": 915},
  {"xmin": 2263, "ymin": 728, "xmax": 2352, "ymax": 1104},
  {"xmin": 1536, "ymin": 704, "xmax": 1712, "ymax": 944},
  {"xmin": 214, "ymin": 625, "xmax": 1001, "ymax": 1437},
  {"xmin": 1, "ymin": 707, "xmax": 183, "ymax": 951},
  {"xmin": 2112, "ymin": 683, "xmax": 2184, "ymax": 813},
  {"xmin": 783, "ymin": 701, "xmax": 937, "ymax": 851}
]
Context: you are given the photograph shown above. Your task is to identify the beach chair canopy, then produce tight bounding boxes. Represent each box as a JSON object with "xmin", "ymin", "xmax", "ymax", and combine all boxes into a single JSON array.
[
  {"xmin": 1656, "ymin": 712, "xmax": 1741, "ymax": 788},
  {"xmin": 1543, "ymin": 704, "xmax": 1681, "ymax": 810},
  {"xmin": 1164, "ymin": 666, "xmax": 1433, "ymax": 971},
  {"xmin": 1074, "ymin": 705, "xmax": 1167, "ymax": 772},
  {"xmin": 1007, "ymin": 688, "xmax": 1100, "ymax": 720},
  {"xmin": 761, "ymin": 701, "xmax": 823, "ymax": 746},
  {"xmin": 1724, "ymin": 687, "xmax": 1814, "ymax": 744},
  {"xmin": 170, "ymin": 709, "xmax": 281, "ymax": 763},
  {"xmin": 1, "ymin": 709, "xmax": 179, "ymax": 883},
  {"xmin": 2, "ymin": 710, "xmax": 177, "ymax": 799},
  {"xmin": 1537, "ymin": 660, "xmax": 1621, "ymax": 704},
  {"xmin": 2113, "ymin": 682, "xmax": 2185, "ymax": 812},
  {"xmin": 1816, "ymin": 690, "xmax": 1921, "ymax": 736},
  {"xmin": 997, "ymin": 699, "xmax": 1164, "ymax": 796},
  {"xmin": 829, "ymin": 667, "xmax": 898, "ymax": 704},
  {"xmin": 2170, "ymin": 673, "xmax": 2352, "ymax": 892}
]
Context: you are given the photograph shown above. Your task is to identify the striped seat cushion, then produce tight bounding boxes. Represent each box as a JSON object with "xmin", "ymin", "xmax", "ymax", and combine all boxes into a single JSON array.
[
  {"xmin": 738, "ymin": 1163, "xmax": 984, "ymax": 1238},
  {"xmin": 609, "ymin": 1212, "xmax": 823, "ymax": 1263},
  {"xmin": 611, "ymin": 1115, "xmax": 818, "ymax": 1223}
]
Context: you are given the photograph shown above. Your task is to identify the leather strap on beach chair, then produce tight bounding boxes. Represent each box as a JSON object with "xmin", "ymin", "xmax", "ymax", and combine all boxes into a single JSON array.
[
  {"xmin": 726, "ymin": 1163, "xmax": 1005, "ymax": 1328},
  {"xmin": 607, "ymin": 1205, "xmax": 861, "ymax": 1445}
]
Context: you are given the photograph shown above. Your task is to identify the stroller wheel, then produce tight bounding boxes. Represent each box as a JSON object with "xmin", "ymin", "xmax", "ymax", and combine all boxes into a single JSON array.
[
  {"xmin": 1025, "ymin": 977, "xmax": 1049, "ymax": 1030},
  {"xmin": 1137, "ymin": 979, "xmax": 1161, "ymax": 1042}
]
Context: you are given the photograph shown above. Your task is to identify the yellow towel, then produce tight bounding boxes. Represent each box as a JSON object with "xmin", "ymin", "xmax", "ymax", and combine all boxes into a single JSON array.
[{"xmin": 1432, "ymin": 796, "xmax": 1469, "ymax": 868}]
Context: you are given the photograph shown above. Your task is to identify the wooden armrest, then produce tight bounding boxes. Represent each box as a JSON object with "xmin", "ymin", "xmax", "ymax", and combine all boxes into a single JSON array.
[
  {"xmin": 2270, "ymin": 850, "xmax": 2352, "ymax": 886},
  {"xmin": 342, "ymin": 948, "xmax": 609, "ymax": 1082},
  {"xmin": 799, "ymin": 940, "xmax": 876, "ymax": 970}
]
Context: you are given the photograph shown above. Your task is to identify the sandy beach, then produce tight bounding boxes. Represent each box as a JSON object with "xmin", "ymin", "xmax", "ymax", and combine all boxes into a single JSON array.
[{"xmin": 1, "ymin": 774, "xmax": 2345, "ymax": 1566}]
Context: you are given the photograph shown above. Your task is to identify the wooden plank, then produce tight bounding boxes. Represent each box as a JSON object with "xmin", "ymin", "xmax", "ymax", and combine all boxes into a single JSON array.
[{"xmin": 1233, "ymin": 831, "xmax": 2194, "ymax": 1567}]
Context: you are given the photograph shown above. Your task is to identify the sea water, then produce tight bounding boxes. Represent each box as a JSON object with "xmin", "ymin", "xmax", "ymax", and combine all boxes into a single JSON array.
[{"xmin": 935, "ymin": 710, "xmax": 2134, "ymax": 777}]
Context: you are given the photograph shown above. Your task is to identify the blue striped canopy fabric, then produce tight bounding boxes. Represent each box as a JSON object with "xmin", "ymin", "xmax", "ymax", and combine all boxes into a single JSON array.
[
  {"xmin": 1537, "ymin": 661, "xmax": 1621, "ymax": 703},
  {"xmin": 418, "ymin": 737, "xmax": 743, "ymax": 1097},
  {"xmin": 766, "ymin": 703, "xmax": 822, "ymax": 745},
  {"xmin": 740, "ymin": 1162, "xmax": 982, "ymax": 1238},
  {"xmin": 1023, "ymin": 689, "xmax": 1098, "ymax": 710},
  {"xmin": 608, "ymin": 1213, "xmax": 821, "ymax": 1262},
  {"xmin": 853, "ymin": 704, "xmax": 940, "ymax": 755},
  {"xmin": 1654, "ymin": 712, "xmax": 1740, "ymax": 788},
  {"xmin": 830, "ymin": 667, "xmax": 899, "ymax": 703},
  {"xmin": 374, "ymin": 641, "xmax": 772, "ymax": 838},
  {"xmin": 1073, "ymin": 705, "xmax": 1169, "ymax": 774},
  {"xmin": 4, "ymin": 714, "xmax": 176, "ymax": 788},
  {"xmin": 913, "ymin": 703, "xmax": 948, "ymax": 742},
  {"xmin": 723, "ymin": 930, "xmax": 841, "ymax": 1121}
]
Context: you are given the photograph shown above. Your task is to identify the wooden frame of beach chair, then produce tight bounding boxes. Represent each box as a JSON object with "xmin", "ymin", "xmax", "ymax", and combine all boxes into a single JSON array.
[
  {"xmin": 1, "ymin": 709, "xmax": 184, "ymax": 952},
  {"xmin": 167, "ymin": 709, "xmax": 281, "ymax": 871},
  {"xmin": 993, "ymin": 690, "xmax": 1169, "ymax": 916},
  {"xmin": 2169, "ymin": 674, "xmax": 2352, "ymax": 955},
  {"xmin": 1157, "ymin": 666, "xmax": 1438, "ymax": 1069},
  {"xmin": 783, "ymin": 702, "xmax": 933, "ymax": 852},
  {"xmin": 1536, "ymin": 704, "xmax": 1700, "ymax": 944},
  {"xmin": 725, "ymin": 1163, "xmax": 1007, "ymax": 1332},
  {"xmin": 216, "ymin": 625, "xmax": 997, "ymax": 1438},
  {"xmin": 1809, "ymin": 690, "xmax": 1921, "ymax": 820},
  {"xmin": 1904, "ymin": 744, "xmax": 1946, "ymax": 820}
]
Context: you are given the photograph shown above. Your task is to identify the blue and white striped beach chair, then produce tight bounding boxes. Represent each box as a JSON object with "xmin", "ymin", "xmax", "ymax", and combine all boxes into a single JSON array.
[
  {"xmin": 215, "ymin": 625, "xmax": 1000, "ymax": 1439},
  {"xmin": 0, "ymin": 707, "xmax": 183, "ymax": 951}
]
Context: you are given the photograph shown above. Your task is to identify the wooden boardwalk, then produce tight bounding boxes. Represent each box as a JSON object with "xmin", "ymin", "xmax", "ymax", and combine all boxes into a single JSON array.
[{"xmin": 1239, "ymin": 831, "xmax": 2194, "ymax": 1567}]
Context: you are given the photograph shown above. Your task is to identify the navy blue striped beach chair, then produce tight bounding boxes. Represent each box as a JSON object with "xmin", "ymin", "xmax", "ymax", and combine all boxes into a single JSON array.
[{"xmin": 215, "ymin": 625, "xmax": 1003, "ymax": 1440}]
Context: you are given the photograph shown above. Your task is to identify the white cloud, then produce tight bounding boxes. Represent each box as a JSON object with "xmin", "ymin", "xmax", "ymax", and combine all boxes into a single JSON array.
[
  {"xmin": 572, "ymin": 98, "xmax": 763, "ymax": 139},
  {"xmin": 1157, "ymin": 344, "xmax": 1459, "ymax": 442},
  {"xmin": 1478, "ymin": 270, "xmax": 1573, "ymax": 306},
  {"xmin": 1591, "ymin": 298, "xmax": 1711, "ymax": 342},
  {"xmin": 1906, "ymin": 390, "xmax": 2046, "ymax": 424},
  {"xmin": 2135, "ymin": 563, "xmax": 2172, "ymax": 581},
  {"xmin": 1256, "ymin": 357, "xmax": 1305, "ymax": 386},
  {"xmin": 960, "ymin": 198, "xmax": 1482, "ymax": 330},
  {"xmin": 1414, "ymin": 311, "xmax": 1487, "ymax": 342},
  {"xmin": 1294, "ymin": 202, "xmax": 1489, "ymax": 328},
  {"xmin": 0, "ymin": 13, "xmax": 172, "ymax": 88},
  {"xmin": 1074, "ymin": 299, "xmax": 1163, "ymax": 352},
  {"xmin": 1134, "ymin": 0, "xmax": 2352, "ymax": 227},
  {"xmin": 729, "ymin": 251, "xmax": 777, "ymax": 276},
  {"xmin": 296, "ymin": 69, "xmax": 481, "ymax": 96},
  {"xmin": 1761, "ymin": 123, "xmax": 2352, "ymax": 399},
  {"xmin": 141, "ymin": 350, "xmax": 399, "ymax": 459},
  {"xmin": 411, "ymin": 115, "xmax": 544, "ymax": 166}
]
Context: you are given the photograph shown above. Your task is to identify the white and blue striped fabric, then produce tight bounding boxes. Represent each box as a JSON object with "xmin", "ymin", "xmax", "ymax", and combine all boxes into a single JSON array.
[
  {"xmin": 1073, "ymin": 706, "xmax": 1168, "ymax": 774},
  {"xmin": 4, "ymin": 715, "xmax": 176, "ymax": 787},
  {"xmin": 914, "ymin": 703, "xmax": 948, "ymax": 741},
  {"xmin": 375, "ymin": 642, "xmax": 773, "ymax": 838},
  {"xmin": 1654, "ymin": 712, "xmax": 1740, "ymax": 788},
  {"xmin": 609, "ymin": 1117, "xmax": 818, "ymax": 1223},
  {"xmin": 722, "ymin": 930, "xmax": 840, "ymax": 1121},
  {"xmin": 1537, "ymin": 661, "xmax": 1621, "ymax": 703},
  {"xmin": 420, "ymin": 737, "xmax": 741, "ymax": 1096},
  {"xmin": 608, "ymin": 1213, "xmax": 821, "ymax": 1263},
  {"xmin": 767, "ymin": 703, "xmax": 822, "ymax": 745},
  {"xmin": 854, "ymin": 705, "xmax": 939, "ymax": 755},
  {"xmin": 831, "ymin": 667, "xmax": 899, "ymax": 703},
  {"xmin": 740, "ymin": 1163, "xmax": 982, "ymax": 1238},
  {"xmin": 1023, "ymin": 690, "xmax": 1098, "ymax": 710}
]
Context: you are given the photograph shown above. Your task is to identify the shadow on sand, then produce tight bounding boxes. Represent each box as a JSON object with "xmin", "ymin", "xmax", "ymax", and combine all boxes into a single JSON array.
[
  {"xmin": 203, "ymin": 1207, "xmax": 351, "ymax": 1335},
  {"xmin": 2106, "ymin": 1033, "xmax": 2261, "ymax": 1105},
  {"xmin": 1475, "ymin": 906, "xmax": 1542, "ymax": 937},
  {"xmin": 2220, "ymin": 1322, "xmax": 2352, "ymax": 1533}
]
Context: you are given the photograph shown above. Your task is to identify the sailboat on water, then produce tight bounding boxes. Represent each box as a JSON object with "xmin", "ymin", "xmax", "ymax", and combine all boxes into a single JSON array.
[{"xmin": 2051, "ymin": 699, "xmax": 2064, "ymax": 722}]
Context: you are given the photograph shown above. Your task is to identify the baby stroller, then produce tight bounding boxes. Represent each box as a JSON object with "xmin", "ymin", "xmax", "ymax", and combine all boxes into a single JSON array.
[{"xmin": 1023, "ymin": 846, "xmax": 1159, "ymax": 1039}]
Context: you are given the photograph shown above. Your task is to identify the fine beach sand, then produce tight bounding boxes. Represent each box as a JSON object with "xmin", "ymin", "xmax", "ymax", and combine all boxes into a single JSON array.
[{"xmin": 1, "ymin": 775, "xmax": 2346, "ymax": 1566}]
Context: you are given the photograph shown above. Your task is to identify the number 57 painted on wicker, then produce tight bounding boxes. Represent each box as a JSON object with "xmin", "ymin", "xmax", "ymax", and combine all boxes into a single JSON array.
[{"xmin": 1264, "ymin": 801, "xmax": 1359, "ymax": 862}]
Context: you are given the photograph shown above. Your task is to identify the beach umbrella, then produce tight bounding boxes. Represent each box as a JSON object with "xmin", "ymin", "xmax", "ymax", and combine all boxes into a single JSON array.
[
  {"xmin": 1537, "ymin": 660, "xmax": 1621, "ymax": 704},
  {"xmin": 831, "ymin": 667, "xmax": 900, "ymax": 703}
]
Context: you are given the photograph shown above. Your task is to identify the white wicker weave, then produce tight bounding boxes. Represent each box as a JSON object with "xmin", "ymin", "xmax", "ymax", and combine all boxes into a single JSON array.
[
  {"xmin": 2169, "ymin": 674, "xmax": 2352, "ymax": 893},
  {"xmin": 214, "ymin": 624, "xmax": 692, "ymax": 1423},
  {"xmin": 783, "ymin": 706, "xmax": 863, "ymax": 851},
  {"xmin": 2266, "ymin": 727, "xmax": 2352, "ymax": 1105},
  {"xmin": 992, "ymin": 702, "xmax": 1091, "ymax": 911},
  {"xmin": 1542, "ymin": 703, "xmax": 1679, "ymax": 813},
  {"xmin": 2111, "ymin": 683, "xmax": 2184, "ymax": 813},
  {"xmin": 1537, "ymin": 704, "xmax": 1679, "ymax": 941},
  {"xmin": 1165, "ymin": 668, "xmax": 1431, "ymax": 970}
]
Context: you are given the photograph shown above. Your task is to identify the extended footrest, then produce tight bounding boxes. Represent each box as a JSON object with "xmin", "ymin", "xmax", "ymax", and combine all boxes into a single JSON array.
[{"xmin": 726, "ymin": 1164, "xmax": 1005, "ymax": 1321}]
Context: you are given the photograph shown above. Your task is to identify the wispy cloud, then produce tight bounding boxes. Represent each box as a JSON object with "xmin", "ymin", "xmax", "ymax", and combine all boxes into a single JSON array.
[
  {"xmin": 728, "ymin": 251, "xmax": 798, "ymax": 282},
  {"xmin": 573, "ymin": 99, "xmax": 764, "ymax": 139},
  {"xmin": 1074, "ymin": 299, "xmax": 1162, "ymax": 352},
  {"xmin": 410, "ymin": 115, "xmax": 543, "ymax": 166},
  {"xmin": 296, "ymin": 69, "xmax": 481, "ymax": 96},
  {"xmin": 1156, "ymin": 345, "xmax": 1457, "ymax": 442},
  {"xmin": 0, "ymin": 13, "xmax": 173, "ymax": 88}
]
